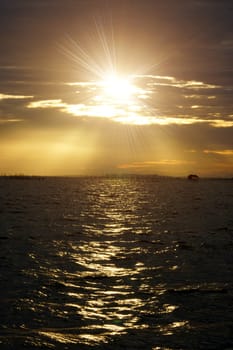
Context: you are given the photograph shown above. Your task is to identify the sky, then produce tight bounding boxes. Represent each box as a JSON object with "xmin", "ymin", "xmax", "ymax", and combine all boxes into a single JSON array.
[{"xmin": 0, "ymin": 0, "xmax": 232, "ymax": 177}]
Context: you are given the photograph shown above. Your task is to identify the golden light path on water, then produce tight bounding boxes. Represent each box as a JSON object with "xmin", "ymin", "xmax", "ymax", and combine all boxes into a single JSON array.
[{"xmin": 22, "ymin": 179, "xmax": 189, "ymax": 347}]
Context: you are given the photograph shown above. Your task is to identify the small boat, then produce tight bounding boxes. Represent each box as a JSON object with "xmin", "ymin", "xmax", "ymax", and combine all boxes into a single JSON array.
[{"xmin": 187, "ymin": 174, "xmax": 199, "ymax": 181}]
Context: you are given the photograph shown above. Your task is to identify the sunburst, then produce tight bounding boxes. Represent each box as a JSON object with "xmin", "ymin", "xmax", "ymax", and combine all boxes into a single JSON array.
[{"xmin": 60, "ymin": 19, "xmax": 152, "ymax": 124}]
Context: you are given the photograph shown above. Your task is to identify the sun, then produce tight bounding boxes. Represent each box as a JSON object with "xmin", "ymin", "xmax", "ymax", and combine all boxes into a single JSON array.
[
  {"xmin": 86, "ymin": 72, "xmax": 149, "ymax": 124},
  {"xmin": 101, "ymin": 73, "xmax": 138, "ymax": 104}
]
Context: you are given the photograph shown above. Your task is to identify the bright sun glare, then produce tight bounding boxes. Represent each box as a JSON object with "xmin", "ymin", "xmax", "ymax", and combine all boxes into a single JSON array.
[
  {"xmin": 61, "ymin": 32, "xmax": 150, "ymax": 123},
  {"xmin": 102, "ymin": 74, "xmax": 137, "ymax": 103}
]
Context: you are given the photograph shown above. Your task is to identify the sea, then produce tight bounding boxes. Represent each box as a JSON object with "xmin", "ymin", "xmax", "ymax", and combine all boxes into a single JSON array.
[{"xmin": 0, "ymin": 176, "xmax": 233, "ymax": 350}]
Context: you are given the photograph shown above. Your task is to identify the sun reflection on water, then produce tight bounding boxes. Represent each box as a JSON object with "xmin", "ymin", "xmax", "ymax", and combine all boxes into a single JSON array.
[
  {"xmin": 157, "ymin": 320, "xmax": 191, "ymax": 336},
  {"xmin": 2, "ymin": 178, "xmax": 216, "ymax": 348}
]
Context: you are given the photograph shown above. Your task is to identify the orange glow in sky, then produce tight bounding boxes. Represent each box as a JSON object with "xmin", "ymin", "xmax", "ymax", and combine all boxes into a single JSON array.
[{"xmin": 0, "ymin": 1, "xmax": 232, "ymax": 177}]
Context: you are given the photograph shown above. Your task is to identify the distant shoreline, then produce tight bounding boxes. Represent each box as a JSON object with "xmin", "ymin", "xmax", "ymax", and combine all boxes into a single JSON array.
[
  {"xmin": 0, "ymin": 174, "xmax": 232, "ymax": 180},
  {"xmin": 0, "ymin": 175, "xmax": 45, "ymax": 180}
]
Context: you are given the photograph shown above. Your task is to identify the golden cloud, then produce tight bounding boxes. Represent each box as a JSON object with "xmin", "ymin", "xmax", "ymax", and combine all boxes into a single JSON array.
[
  {"xmin": 118, "ymin": 159, "xmax": 195, "ymax": 169},
  {"xmin": 204, "ymin": 149, "xmax": 233, "ymax": 156},
  {"xmin": 136, "ymin": 75, "xmax": 221, "ymax": 90},
  {"xmin": 28, "ymin": 99, "xmax": 65, "ymax": 108},
  {"xmin": 25, "ymin": 74, "xmax": 231, "ymax": 127},
  {"xmin": 0, "ymin": 118, "xmax": 23, "ymax": 124},
  {"xmin": 0, "ymin": 93, "xmax": 33, "ymax": 100}
]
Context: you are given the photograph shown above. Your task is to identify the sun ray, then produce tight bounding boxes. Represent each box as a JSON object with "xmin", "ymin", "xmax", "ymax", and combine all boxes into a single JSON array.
[{"xmin": 58, "ymin": 17, "xmax": 159, "ymax": 128}]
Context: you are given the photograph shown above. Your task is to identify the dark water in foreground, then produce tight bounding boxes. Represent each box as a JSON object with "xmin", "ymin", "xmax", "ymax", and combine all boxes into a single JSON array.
[{"xmin": 0, "ymin": 177, "xmax": 233, "ymax": 349}]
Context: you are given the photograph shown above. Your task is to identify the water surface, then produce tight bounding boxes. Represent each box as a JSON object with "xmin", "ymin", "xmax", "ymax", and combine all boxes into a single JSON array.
[{"xmin": 0, "ymin": 177, "xmax": 233, "ymax": 349}]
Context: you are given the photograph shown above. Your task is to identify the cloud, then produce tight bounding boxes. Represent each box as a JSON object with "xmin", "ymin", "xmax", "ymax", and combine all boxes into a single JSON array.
[
  {"xmin": 0, "ymin": 118, "xmax": 23, "ymax": 124},
  {"xmin": 118, "ymin": 159, "xmax": 195, "ymax": 169},
  {"xmin": 27, "ymin": 97, "xmax": 233, "ymax": 128},
  {"xmin": 134, "ymin": 75, "xmax": 221, "ymax": 90},
  {"xmin": 26, "ymin": 98, "xmax": 185, "ymax": 125},
  {"xmin": 0, "ymin": 93, "xmax": 33, "ymax": 100},
  {"xmin": 203, "ymin": 149, "xmax": 233, "ymax": 156},
  {"xmin": 0, "ymin": 71, "xmax": 222, "ymax": 129},
  {"xmin": 210, "ymin": 120, "xmax": 233, "ymax": 128},
  {"xmin": 28, "ymin": 99, "xmax": 64, "ymax": 109}
]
